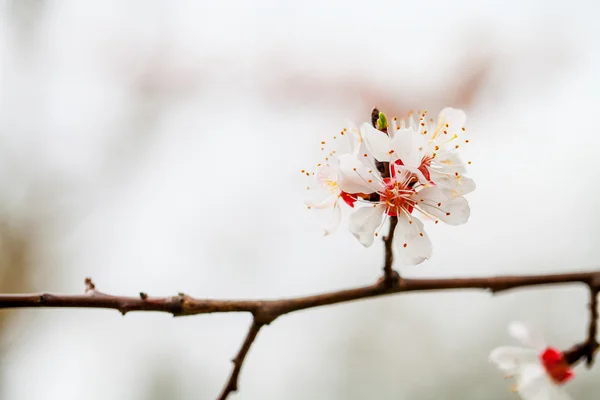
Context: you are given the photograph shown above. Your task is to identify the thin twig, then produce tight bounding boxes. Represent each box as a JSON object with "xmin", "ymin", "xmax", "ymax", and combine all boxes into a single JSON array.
[
  {"xmin": 586, "ymin": 287, "xmax": 599, "ymax": 366},
  {"xmin": 217, "ymin": 320, "xmax": 263, "ymax": 400},
  {"xmin": 559, "ymin": 284, "xmax": 600, "ymax": 368}
]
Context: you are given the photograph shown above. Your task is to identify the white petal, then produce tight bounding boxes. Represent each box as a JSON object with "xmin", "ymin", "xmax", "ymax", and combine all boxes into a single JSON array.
[
  {"xmin": 509, "ymin": 321, "xmax": 547, "ymax": 351},
  {"xmin": 412, "ymin": 136, "xmax": 429, "ymax": 168},
  {"xmin": 516, "ymin": 364, "xmax": 569, "ymax": 400},
  {"xmin": 387, "ymin": 119, "xmax": 398, "ymax": 139},
  {"xmin": 547, "ymin": 386, "xmax": 572, "ymax": 400},
  {"xmin": 360, "ymin": 123, "xmax": 393, "ymax": 161},
  {"xmin": 439, "ymin": 107, "xmax": 467, "ymax": 134},
  {"xmin": 434, "ymin": 152, "xmax": 467, "ymax": 175},
  {"xmin": 406, "ymin": 114, "xmax": 418, "ymax": 131},
  {"xmin": 305, "ymin": 191, "xmax": 337, "ymax": 210},
  {"xmin": 390, "ymin": 128, "xmax": 426, "ymax": 168},
  {"xmin": 489, "ymin": 346, "xmax": 539, "ymax": 375},
  {"xmin": 393, "ymin": 164, "xmax": 430, "ymax": 185},
  {"xmin": 413, "ymin": 187, "xmax": 470, "ymax": 225},
  {"xmin": 430, "ymin": 171, "xmax": 476, "ymax": 196},
  {"xmin": 322, "ymin": 202, "xmax": 342, "ymax": 236},
  {"xmin": 337, "ymin": 154, "xmax": 384, "ymax": 194},
  {"xmin": 389, "ymin": 129, "xmax": 412, "ymax": 162},
  {"xmin": 340, "ymin": 122, "xmax": 374, "ymax": 161},
  {"xmin": 348, "ymin": 205, "xmax": 386, "ymax": 247},
  {"xmin": 453, "ymin": 175, "xmax": 476, "ymax": 196},
  {"xmin": 546, "ymin": 386, "xmax": 572, "ymax": 400},
  {"xmin": 341, "ymin": 121, "xmax": 362, "ymax": 154},
  {"xmin": 417, "ymin": 116, "xmax": 429, "ymax": 135},
  {"xmin": 305, "ymin": 196, "xmax": 342, "ymax": 236},
  {"xmin": 393, "ymin": 215, "xmax": 433, "ymax": 265},
  {"xmin": 314, "ymin": 163, "xmax": 340, "ymax": 186},
  {"xmin": 516, "ymin": 364, "xmax": 547, "ymax": 399},
  {"xmin": 354, "ymin": 131, "xmax": 378, "ymax": 165}
]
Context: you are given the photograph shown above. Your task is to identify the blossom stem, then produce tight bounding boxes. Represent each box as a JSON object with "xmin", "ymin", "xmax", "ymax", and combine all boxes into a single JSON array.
[{"xmin": 382, "ymin": 216, "xmax": 399, "ymax": 286}]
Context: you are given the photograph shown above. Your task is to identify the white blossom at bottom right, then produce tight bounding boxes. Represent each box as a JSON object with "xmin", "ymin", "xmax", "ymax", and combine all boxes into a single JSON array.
[{"xmin": 489, "ymin": 321, "xmax": 574, "ymax": 400}]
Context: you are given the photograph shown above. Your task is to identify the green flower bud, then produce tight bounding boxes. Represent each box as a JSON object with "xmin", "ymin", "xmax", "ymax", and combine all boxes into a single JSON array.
[{"xmin": 377, "ymin": 112, "xmax": 388, "ymax": 130}]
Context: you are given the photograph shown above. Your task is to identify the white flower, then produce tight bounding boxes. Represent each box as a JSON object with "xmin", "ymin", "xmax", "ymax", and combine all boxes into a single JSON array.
[
  {"xmin": 360, "ymin": 108, "xmax": 475, "ymax": 196},
  {"xmin": 490, "ymin": 321, "xmax": 574, "ymax": 400},
  {"xmin": 304, "ymin": 109, "xmax": 474, "ymax": 260},
  {"xmin": 304, "ymin": 125, "xmax": 364, "ymax": 235},
  {"xmin": 339, "ymin": 157, "xmax": 470, "ymax": 265}
]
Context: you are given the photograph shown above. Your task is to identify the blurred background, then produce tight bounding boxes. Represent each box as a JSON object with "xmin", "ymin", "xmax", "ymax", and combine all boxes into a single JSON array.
[{"xmin": 1, "ymin": 0, "xmax": 599, "ymax": 399}]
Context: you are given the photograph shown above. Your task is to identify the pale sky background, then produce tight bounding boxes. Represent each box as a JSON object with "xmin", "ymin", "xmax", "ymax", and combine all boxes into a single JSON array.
[{"xmin": 1, "ymin": 0, "xmax": 600, "ymax": 399}]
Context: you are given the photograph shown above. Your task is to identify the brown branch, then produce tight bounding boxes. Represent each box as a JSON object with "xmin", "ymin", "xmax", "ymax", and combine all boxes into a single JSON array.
[
  {"xmin": 4, "ymin": 273, "xmax": 600, "ymax": 317},
  {"xmin": 3, "ymin": 272, "xmax": 600, "ymax": 399},
  {"xmin": 217, "ymin": 320, "xmax": 263, "ymax": 400},
  {"xmin": 2, "ymin": 273, "xmax": 600, "ymax": 316}
]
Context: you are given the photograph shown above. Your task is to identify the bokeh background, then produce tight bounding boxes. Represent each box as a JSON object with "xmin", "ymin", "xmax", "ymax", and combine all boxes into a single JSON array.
[{"xmin": 1, "ymin": 0, "xmax": 599, "ymax": 399}]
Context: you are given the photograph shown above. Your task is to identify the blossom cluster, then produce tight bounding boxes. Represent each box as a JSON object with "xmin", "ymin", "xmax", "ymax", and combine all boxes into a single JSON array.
[{"xmin": 304, "ymin": 108, "xmax": 475, "ymax": 265}]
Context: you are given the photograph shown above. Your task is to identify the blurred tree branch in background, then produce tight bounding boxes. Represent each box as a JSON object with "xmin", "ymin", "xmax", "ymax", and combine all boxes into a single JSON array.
[
  {"xmin": 0, "ymin": 221, "xmax": 36, "ymax": 397},
  {"xmin": 0, "ymin": 223, "xmax": 34, "ymax": 340},
  {"xmin": 258, "ymin": 47, "xmax": 491, "ymax": 121}
]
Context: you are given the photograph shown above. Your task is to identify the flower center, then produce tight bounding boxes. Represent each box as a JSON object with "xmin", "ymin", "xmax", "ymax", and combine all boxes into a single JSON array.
[
  {"xmin": 324, "ymin": 179, "xmax": 338, "ymax": 193},
  {"xmin": 340, "ymin": 192, "xmax": 357, "ymax": 207},
  {"xmin": 540, "ymin": 347, "xmax": 574, "ymax": 385},
  {"xmin": 418, "ymin": 157, "xmax": 432, "ymax": 182},
  {"xmin": 380, "ymin": 177, "xmax": 414, "ymax": 217}
]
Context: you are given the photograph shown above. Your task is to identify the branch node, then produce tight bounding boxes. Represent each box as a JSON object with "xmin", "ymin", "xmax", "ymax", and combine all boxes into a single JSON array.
[
  {"xmin": 377, "ymin": 270, "xmax": 401, "ymax": 289},
  {"xmin": 253, "ymin": 310, "xmax": 278, "ymax": 326},
  {"xmin": 84, "ymin": 277, "xmax": 96, "ymax": 293},
  {"xmin": 176, "ymin": 293, "xmax": 188, "ymax": 307},
  {"xmin": 590, "ymin": 276, "xmax": 600, "ymax": 290},
  {"xmin": 139, "ymin": 292, "xmax": 148, "ymax": 300}
]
